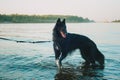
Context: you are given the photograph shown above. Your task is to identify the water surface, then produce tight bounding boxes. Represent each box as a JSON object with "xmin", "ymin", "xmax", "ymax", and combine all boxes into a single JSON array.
[{"xmin": 0, "ymin": 23, "xmax": 120, "ymax": 80}]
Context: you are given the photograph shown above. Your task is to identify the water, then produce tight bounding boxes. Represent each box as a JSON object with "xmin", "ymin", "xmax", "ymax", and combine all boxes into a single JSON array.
[{"xmin": 0, "ymin": 23, "xmax": 120, "ymax": 80}]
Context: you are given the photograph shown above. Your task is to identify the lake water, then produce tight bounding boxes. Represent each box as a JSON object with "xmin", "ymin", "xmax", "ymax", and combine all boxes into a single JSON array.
[{"xmin": 0, "ymin": 23, "xmax": 120, "ymax": 80}]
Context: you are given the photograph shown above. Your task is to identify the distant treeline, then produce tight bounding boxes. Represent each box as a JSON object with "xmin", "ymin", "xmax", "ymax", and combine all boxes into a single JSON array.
[
  {"xmin": 112, "ymin": 20, "xmax": 120, "ymax": 23},
  {"xmin": 0, "ymin": 14, "xmax": 94, "ymax": 23}
]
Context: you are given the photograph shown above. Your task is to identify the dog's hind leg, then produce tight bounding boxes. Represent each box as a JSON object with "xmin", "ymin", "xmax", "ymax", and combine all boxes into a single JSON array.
[
  {"xmin": 81, "ymin": 48, "xmax": 97, "ymax": 68},
  {"xmin": 89, "ymin": 46, "xmax": 105, "ymax": 69},
  {"xmin": 80, "ymin": 49, "xmax": 91, "ymax": 65}
]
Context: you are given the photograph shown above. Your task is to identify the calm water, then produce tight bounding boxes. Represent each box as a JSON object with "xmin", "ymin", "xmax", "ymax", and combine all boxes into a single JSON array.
[{"xmin": 0, "ymin": 23, "xmax": 120, "ymax": 80}]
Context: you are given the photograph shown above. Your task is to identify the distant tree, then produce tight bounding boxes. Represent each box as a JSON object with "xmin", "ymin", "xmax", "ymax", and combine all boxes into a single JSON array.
[
  {"xmin": 112, "ymin": 20, "xmax": 120, "ymax": 22},
  {"xmin": 0, "ymin": 14, "xmax": 94, "ymax": 23}
]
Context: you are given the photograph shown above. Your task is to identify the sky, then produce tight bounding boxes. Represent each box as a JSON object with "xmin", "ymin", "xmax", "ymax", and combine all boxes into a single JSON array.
[{"xmin": 0, "ymin": 0, "xmax": 120, "ymax": 22}]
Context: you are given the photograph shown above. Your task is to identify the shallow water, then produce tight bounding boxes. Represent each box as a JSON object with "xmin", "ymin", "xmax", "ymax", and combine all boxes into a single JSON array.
[{"xmin": 0, "ymin": 23, "xmax": 120, "ymax": 80}]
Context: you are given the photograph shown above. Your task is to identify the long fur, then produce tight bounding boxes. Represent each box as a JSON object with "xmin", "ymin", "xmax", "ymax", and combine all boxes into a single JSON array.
[{"xmin": 53, "ymin": 18, "xmax": 105, "ymax": 69}]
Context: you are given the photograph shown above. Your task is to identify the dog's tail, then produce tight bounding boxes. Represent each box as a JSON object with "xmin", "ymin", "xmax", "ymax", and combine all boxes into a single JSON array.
[{"xmin": 96, "ymin": 50, "xmax": 105, "ymax": 68}]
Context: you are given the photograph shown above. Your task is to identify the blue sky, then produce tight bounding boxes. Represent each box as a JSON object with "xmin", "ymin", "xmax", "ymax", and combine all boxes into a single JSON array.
[{"xmin": 0, "ymin": 0, "xmax": 120, "ymax": 21}]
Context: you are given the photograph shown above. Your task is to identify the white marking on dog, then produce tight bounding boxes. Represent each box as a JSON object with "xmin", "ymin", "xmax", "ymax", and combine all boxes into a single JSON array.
[
  {"xmin": 56, "ymin": 59, "xmax": 60, "ymax": 68},
  {"xmin": 55, "ymin": 45, "xmax": 59, "ymax": 50}
]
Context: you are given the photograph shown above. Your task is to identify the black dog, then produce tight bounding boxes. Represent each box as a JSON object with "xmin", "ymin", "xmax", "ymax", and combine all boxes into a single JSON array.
[{"xmin": 53, "ymin": 18, "xmax": 105, "ymax": 70}]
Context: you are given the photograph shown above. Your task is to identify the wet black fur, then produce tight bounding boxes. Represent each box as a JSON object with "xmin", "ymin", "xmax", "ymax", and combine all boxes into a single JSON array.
[{"xmin": 53, "ymin": 18, "xmax": 105, "ymax": 69}]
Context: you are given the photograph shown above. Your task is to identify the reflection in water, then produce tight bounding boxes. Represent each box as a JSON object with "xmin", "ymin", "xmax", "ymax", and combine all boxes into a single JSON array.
[{"xmin": 55, "ymin": 64, "xmax": 104, "ymax": 80}]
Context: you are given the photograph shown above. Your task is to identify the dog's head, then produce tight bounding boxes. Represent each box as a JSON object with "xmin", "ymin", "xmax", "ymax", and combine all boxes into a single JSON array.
[{"xmin": 53, "ymin": 18, "xmax": 67, "ymax": 38}]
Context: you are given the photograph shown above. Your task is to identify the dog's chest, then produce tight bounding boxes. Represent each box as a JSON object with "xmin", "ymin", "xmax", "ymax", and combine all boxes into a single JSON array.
[
  {"xmin": 56, "ymin": 40, "xmax": 70, "ymax": 50},
  {"xmin": 55, "ymin": 44, "xmax": 59, "ymax": 50}
]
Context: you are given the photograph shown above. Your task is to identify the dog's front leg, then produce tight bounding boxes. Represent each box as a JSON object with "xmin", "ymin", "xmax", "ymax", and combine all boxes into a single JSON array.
[
  {"xmin": 56, "ymin": 59, "xmax": 62, "ymax": 70},
  {"xmin": 53, "ymin": 43, "xmax": 62, "ymax": 70},
  {"xmin": 55, "ymin": 52, "xmax": 63, "ymax": 71}
]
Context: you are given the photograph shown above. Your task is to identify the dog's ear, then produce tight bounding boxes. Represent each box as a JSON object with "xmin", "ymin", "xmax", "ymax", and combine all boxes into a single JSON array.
[
  {"xmin": 62, "ymin": 19, "xmax": 65, "ymax": 24},
  {"xmin": 57, "ymin": 18, "xmax": 61, "ymax": 24}
]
